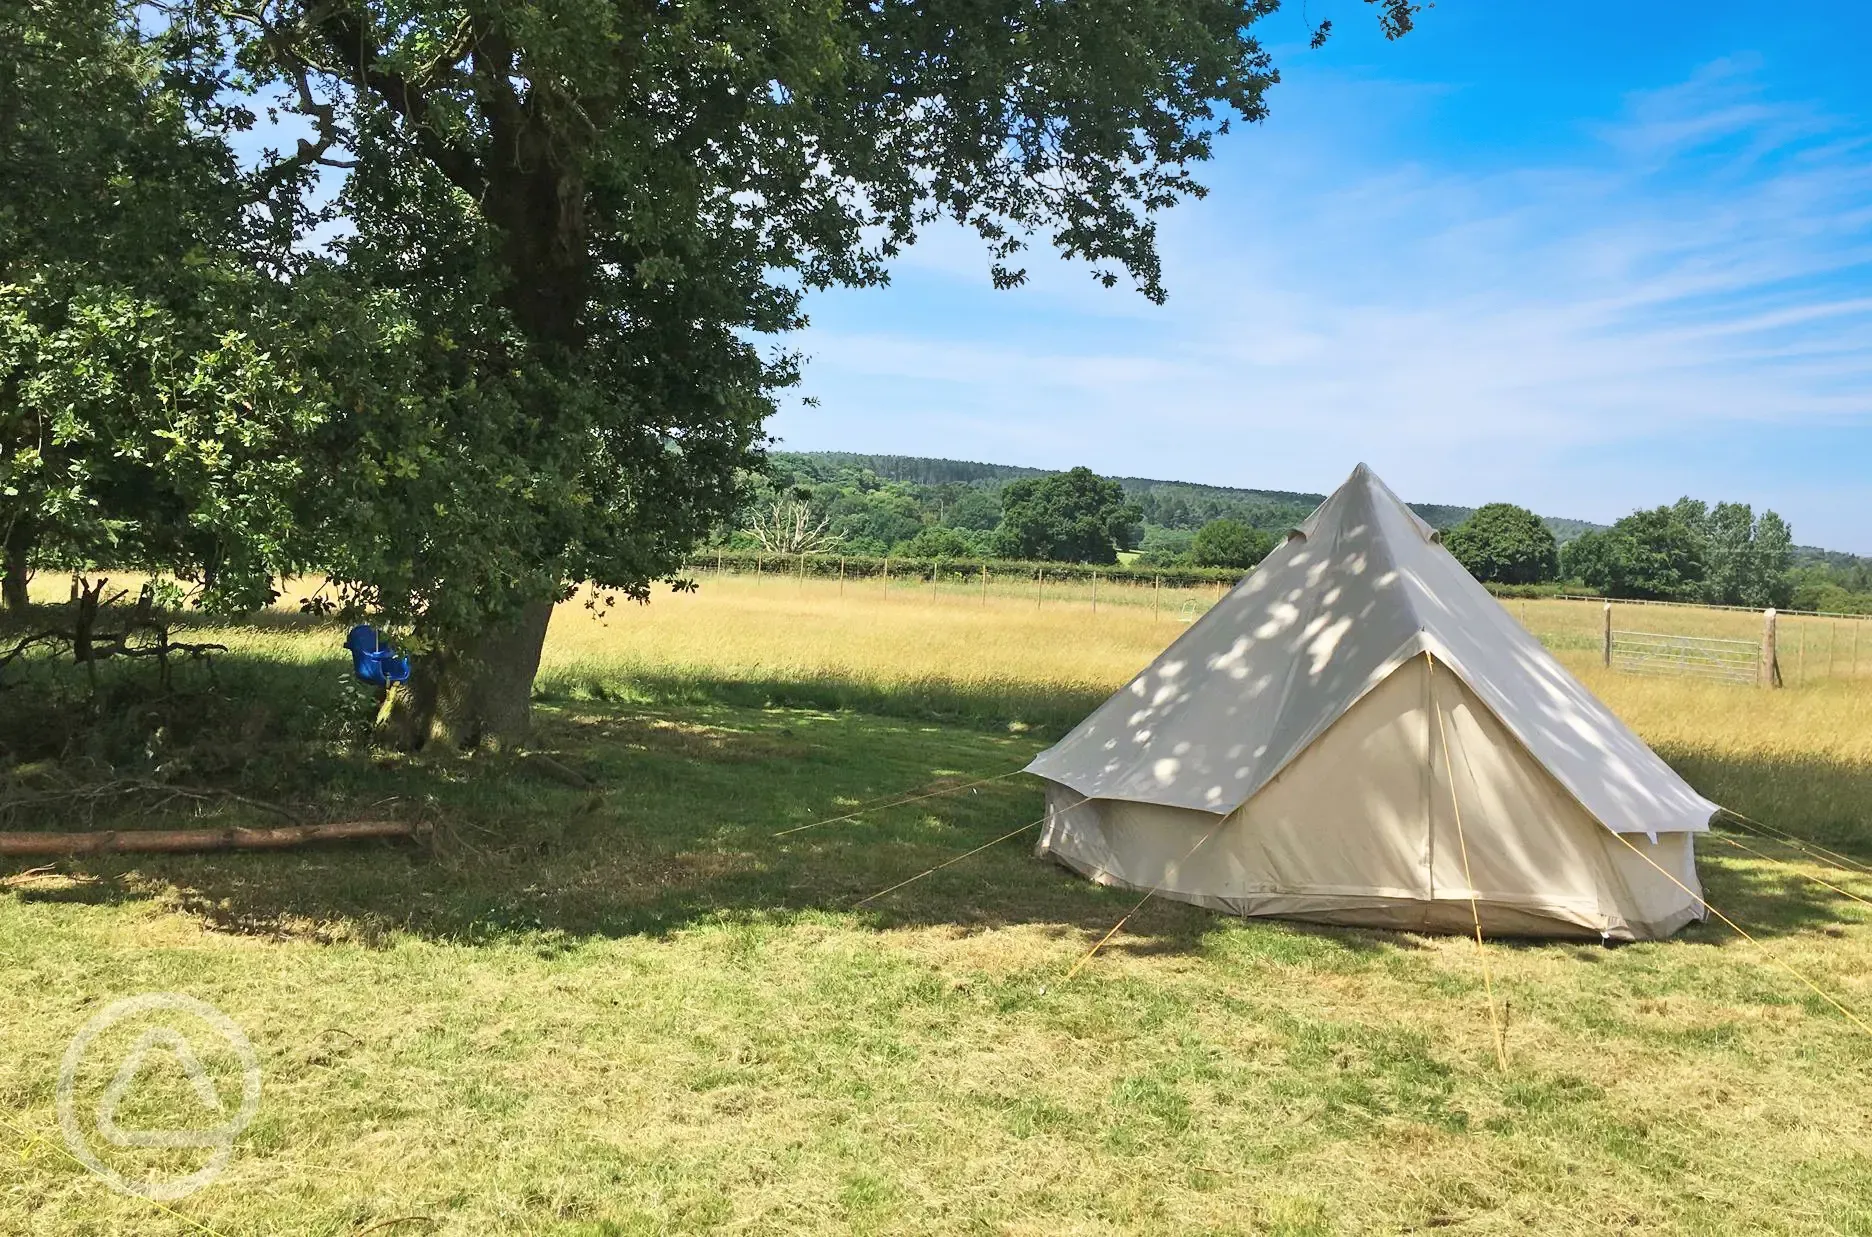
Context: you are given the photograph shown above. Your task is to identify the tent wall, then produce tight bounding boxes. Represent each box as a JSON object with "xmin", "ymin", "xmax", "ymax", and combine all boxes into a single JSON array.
[{"xmin": 1036, "ymin": 658, "xmax": 1705, "ymax": 941}]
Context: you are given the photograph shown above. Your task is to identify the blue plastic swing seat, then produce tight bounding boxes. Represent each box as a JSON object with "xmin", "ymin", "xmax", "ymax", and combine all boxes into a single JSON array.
[{"xmin": 345, "ymin": 624, "xmax": 411, "ymax": 686}]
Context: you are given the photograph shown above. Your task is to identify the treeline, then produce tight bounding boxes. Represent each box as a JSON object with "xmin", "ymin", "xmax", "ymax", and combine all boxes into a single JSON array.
[
  {"xmin": 733, "ymin": 455, "xmax": 1288, "ymax": 569},
  {"xmin": 738, "ymin": 454, "xmax": 1872, "ymax": 614},
  {"xmin": 693, "ymin": 548, "xmax": 1243, "ymax": 587},
  {"xmin": 1445, "ymin": 499, "xmax": 1872, "ymax": 613},
  {"xmin": 739, "ymin": 452, "xmax": 1395, "ymax": 569},
  {"xmin": 748, "ymin": 452, "xmax": 1623, "ymax": 573},
  {"xmin": 745, "ymin": 449, "xmax": 1872, "ymax": 613}
]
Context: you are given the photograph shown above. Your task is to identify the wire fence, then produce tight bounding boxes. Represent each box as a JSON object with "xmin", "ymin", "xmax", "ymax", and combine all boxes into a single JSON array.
[
  {"xmin": 687, "ymin": 557, "xmax": 1872, "ymax": 687},
  {"xmin": 1611, "ymin": 630, "xmax": 1760, "ymax": 685},
  {"xmin": 691, "ymin": 553, "xmax": 1238, "ymax": 619},
  {"xmin": 1502, "ymin": 597, "xmax": 1869, "ymax": 686}
]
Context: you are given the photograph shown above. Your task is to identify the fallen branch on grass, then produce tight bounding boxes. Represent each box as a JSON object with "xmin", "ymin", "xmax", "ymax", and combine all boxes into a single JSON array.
[
  {"xmin": 0, "ymin": 778, "xmax": 303, "ymax": 826},
  {"xmin": 0, "ymin": 819, "xmax": 421, "ymax": 857}
]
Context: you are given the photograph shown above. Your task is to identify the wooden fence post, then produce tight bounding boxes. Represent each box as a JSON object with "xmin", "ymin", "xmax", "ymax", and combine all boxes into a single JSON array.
[
  {"xmin": 1036, "ymin": 568, "xmax": 1043, "ymax": 608},
  {"xmin": 755, "ymin": 554, "xmax": 762, "ymax": 584},
  {"xmin": 883, "ymin": 555, "xmax": 890, "ymax": 597},
  {"xmin": 1602, "ymin": 601, "xmax": 1612, "ymax": 668},
  {"xmin": 1761, "ymin": 608, "xmax": 1782, "ymax": 688},
  {"xmin": 932, "ymin": 559, "xmax": 939, "ymax": 603},
  {"xmin": 1091, "ymin": 572, "xmax": 1098, "ymax": 614},
  {"xmin": 980, "ymin": 564, "xmax": 987, "ymax": 606},
  {"xmin": 797, "ymin": 552, "xmax": 805, "ymax": 588},
  {"xmin": 839, "ymin": 556, "xmax": 845, "ymax": 598},
  {"xmin": 1153, "ymin": 575, "xmax": 1161, "ymax": 620}
]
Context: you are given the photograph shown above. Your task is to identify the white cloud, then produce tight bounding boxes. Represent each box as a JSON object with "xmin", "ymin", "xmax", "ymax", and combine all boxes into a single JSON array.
[{"xmin": 777, "ymin": 62, "xmax": 1872, "ymax": 549}]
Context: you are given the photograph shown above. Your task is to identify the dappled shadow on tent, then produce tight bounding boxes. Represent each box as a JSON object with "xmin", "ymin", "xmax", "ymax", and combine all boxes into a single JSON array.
[{"xmin": 1030, "ymin": 464, "xmax": 1715, "ymax": 836}]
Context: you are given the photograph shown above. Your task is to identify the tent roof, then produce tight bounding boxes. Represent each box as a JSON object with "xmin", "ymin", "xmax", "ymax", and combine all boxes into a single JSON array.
[{"xmin": 1026, "ymin": 464, "xmax": 1718, "ymax": 835}]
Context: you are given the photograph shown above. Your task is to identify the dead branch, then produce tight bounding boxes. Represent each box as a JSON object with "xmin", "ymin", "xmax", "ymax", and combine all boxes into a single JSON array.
[
  {"xmin": 0, "ymin": 819, "xmax": 421, "ymax": 857},
  {"xmin": 0, "ymin": 779, "xmax": 302, "ymax": 826},
  {"xmin": 0, "ymin": 630, "xmax": 64, "ymax": 673},
  {"xmin": 518, "ymin": 752, "xmax": 595, "ymax": 788},
  {"xmin": 0, "ymin": 575, "xmax": 226, "ymax": 692},
  {"xmin": 748, "ymin": 500, "xmax": 840, "ymax": 554}
]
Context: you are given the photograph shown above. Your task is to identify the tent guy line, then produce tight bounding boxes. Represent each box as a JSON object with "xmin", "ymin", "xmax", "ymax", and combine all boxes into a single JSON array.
[
  {"xmin": 1707, "ymin": 833, "xmax": 1872, "ymax": 911},
  {"xmin": 1062, "ymin": 817, "xmax": 1230, "ymax": 985},
  {"xmin": 772, "ymin": 770, "xmax": 1030, "ymax": 837},
  {"xmin": 1602, "ymin": 828, "xmax": 1872, "ymax": 1043},
  {"xmin": 1430, "ymin": 650, "xmax": 1511, "ymax": 1071},
  {"xmin": 1717, "ymin": 808, "xmax": 1872, "ymax": 879},
  {"xmin": 851, "ymin": 817, "xmax": 1047, "ymax": 906}
]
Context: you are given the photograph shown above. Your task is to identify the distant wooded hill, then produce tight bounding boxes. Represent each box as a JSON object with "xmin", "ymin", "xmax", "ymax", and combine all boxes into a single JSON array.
[
  {"xmin": 788, "ymin": 451, "xmax": 1605, "ymax": 543},
  {"xmin": 763, "ymin": 451, "xmax": 1866, "ymax": 606}
]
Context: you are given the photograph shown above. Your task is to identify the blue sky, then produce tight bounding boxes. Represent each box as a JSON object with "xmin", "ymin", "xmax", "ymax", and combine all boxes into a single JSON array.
[{"xmin": 769, "ymin": 2, "xmax": 1872, "ymax": 552}]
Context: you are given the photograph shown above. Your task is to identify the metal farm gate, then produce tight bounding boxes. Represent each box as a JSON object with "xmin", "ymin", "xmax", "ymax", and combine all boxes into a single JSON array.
[{"xmin": 1609, "ymin": 629, "xmax": 1761, "ymax": 685}]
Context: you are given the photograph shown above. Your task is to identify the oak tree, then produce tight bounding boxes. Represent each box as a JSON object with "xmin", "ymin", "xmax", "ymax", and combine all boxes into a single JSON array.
[
  {"xmin": 154, "ymin": 0, "xmax": 1415, "ymax": 745},
  {"xmin": 994, "ymin": 467, "xmax": 1141, "ymax": 563},
  {"xmin": 1443, "ymin": 502, "xmax": 1558, "ymax": 585},
  {"xmin": 1187, "ymin": 517, "xmax": 1271, "ymax": 570}
]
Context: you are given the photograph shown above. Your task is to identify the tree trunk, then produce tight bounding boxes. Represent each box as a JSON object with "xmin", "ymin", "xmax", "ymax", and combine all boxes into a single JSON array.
[
  {"xmin": 379, "ymin": 599, "xmax": 555, "ymax": 751},
  {"xmin": 1, "ymin": 521, "xmax": 30, "ymax": 612},
  {"xmin": 370, "ymin": 95, "xmax": 585, "ymax": 753}
]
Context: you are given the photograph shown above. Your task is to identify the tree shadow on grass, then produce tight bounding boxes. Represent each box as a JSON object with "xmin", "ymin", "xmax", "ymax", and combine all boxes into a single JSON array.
[
  {"xmin": 1661, "ymin": 744, "xmax": 1872, "ymax": 860},
  {"xmin": 1687, "ymin": 839, "xmax": 1872, "ymax": 941},
  {"xmin": 5, "ymin": 686, "xmax": 1867, "ymax": 961},
  {"xmin": 0, "ymin": 690, "xmax": 1401, "ymax": 965},
  {"xmin": 534, "ymin": 665, "xmax": 1109, "ymax": 743}
]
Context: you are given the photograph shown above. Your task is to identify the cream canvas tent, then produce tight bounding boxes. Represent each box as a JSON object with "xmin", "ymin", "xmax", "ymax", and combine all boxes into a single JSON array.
[{"xmin": 1028, "ymin": 464, "xmax": 1715, "ymax": 941}]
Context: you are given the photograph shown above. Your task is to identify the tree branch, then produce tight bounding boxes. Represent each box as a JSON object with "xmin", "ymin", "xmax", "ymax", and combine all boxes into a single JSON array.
[
  {"xmin": 314, "ymin": 10, "xmax": 487, "ymax": 198},
  {"xmin": 412, "ymin": 14, "xmax": 476, "ymax": 89},
  {"xmin": 467, "ymin": 15, "xmax": 526, "ymax": 162},
  {"xmin": 247, "ymin": 56, "xmax": 344, "ymax": 200}
]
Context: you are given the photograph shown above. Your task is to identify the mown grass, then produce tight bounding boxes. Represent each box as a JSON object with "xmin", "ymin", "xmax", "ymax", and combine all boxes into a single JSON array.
[{"xmin": 3, "ymin": 574, "xmax": 1871, "ymax": 1234}]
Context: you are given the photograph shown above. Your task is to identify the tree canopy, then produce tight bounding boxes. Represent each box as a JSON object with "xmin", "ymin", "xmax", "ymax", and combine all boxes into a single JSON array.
[
  {"xmin": 1, "ymin": 0, "xmax": 309, "ymax": 612},
  {"xmin": 1444, "ymin": 503, "xmax": 1558, "ymax": 585},
  {"xmin": 1560, "ymin": 500, "xmax": 1792, "ymax": 607},
  {"xmin": 994, "ymin": 468, "xmax": 1143, "ymax": 564},
  {"xmin": 1187, "ymin": 518, "xmax": 1273, "ymax": 570},
  {"xmin": 5, "ymin": 0, "xmax": 1419, "ymax": 744}
]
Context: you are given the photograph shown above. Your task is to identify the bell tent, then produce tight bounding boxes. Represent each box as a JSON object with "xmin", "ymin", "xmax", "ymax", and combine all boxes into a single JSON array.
[{"xmin": 1027, "ymin": 464, "xmax": 1715, "ymax": 941}]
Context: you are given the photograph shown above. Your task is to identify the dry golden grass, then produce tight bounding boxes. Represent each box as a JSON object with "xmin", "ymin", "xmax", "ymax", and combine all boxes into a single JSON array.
[
  {"xmin": 545, "ymin": 572, "xmax": 1194, "ymax": 707},
  {"xmin": 549, "ymin": 572, "xmax": 1870, "ymax": 738},
  {"xmin": 553, "ymin": 572, "xmax": 1869, "ymax": 690},
  {"xmin": 556, "ymin": 574, "xmax": 1869, "ymax": 851},
  {"xmin": 5, "ymin": 569, "xmax": 1871, "ymax": 1235}
]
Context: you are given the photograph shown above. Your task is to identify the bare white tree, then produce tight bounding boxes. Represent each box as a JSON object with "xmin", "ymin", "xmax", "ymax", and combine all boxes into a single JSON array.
[{"xmin": 747, "ymin": 500, "xmax": 840, "ymax": 554}]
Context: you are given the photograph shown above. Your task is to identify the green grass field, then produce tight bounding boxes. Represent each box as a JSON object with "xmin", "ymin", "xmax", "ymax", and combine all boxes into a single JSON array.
[{"xmin": 3, "ymin": 577, "xmax": 1871, "ymax": 1234}]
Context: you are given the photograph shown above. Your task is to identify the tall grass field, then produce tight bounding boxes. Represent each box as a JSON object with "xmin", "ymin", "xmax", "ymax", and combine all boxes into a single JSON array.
[{"xmin": 3, "ymin": 573, "xmax": 1870, "ymax": 1235}]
